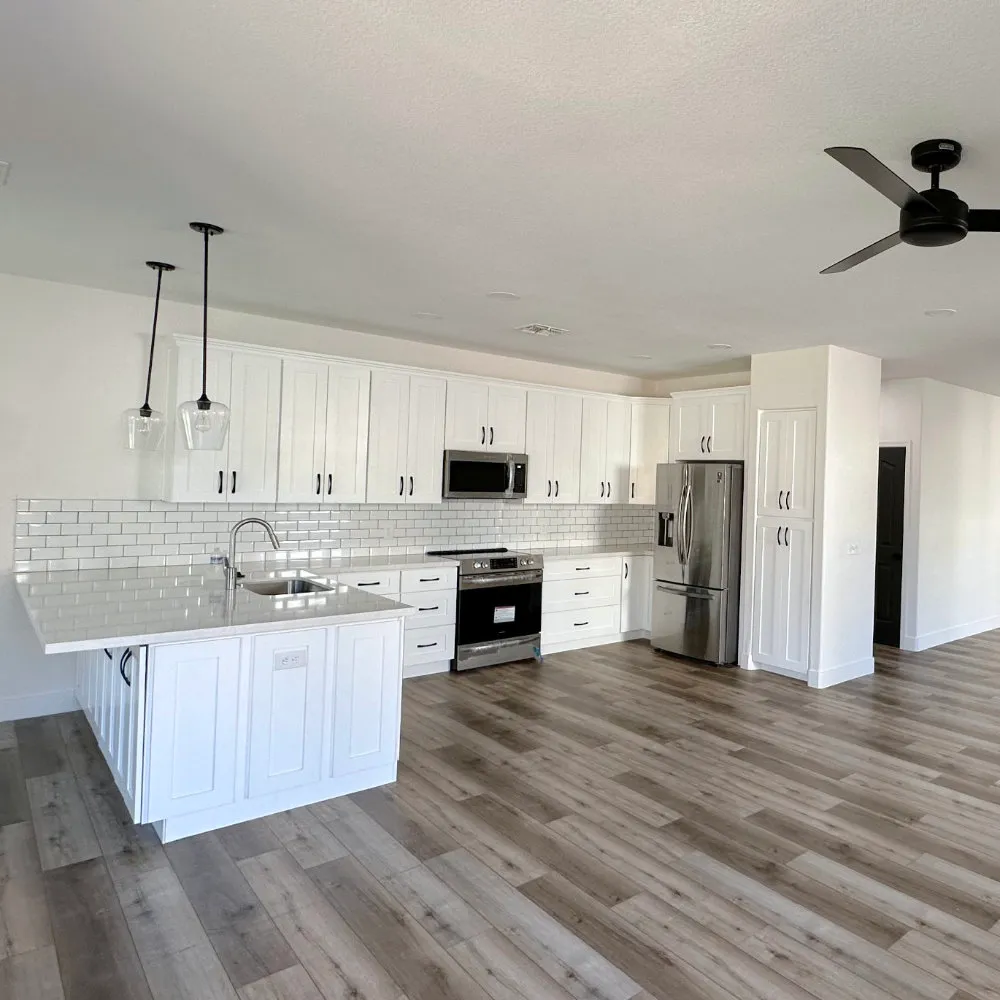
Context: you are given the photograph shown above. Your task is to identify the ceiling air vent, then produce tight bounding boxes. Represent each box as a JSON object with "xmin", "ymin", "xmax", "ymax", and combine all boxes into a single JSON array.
[{"xmin": 518, "ymin": 323, "xmax": 568, "ymax": 337}]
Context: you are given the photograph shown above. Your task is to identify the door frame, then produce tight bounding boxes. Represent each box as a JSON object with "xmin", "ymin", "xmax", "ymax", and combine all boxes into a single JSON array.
[{"xmin": 876, "ymin": 441, "xmax": 914, "ymax": 649}]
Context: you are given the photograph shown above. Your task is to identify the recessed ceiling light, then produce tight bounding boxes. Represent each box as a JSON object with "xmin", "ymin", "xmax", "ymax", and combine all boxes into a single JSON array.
[
  {"xmin": 923, "ymin": 307, "xmax": 957, "ymax": 318},
  {"xmin": 487, "ymin": 291, "xmax": 521, "ymax": 300},
  {"xmin": 413, "ymin": 311, "xmax": 442, "ymax": 320},
  {"xmin": 519, "ymin": 323, "xmax": 568, "ymax": 337},
  {"xmin": 707, "ymin": 343, "xmax": 733, "ymax": 350},
  {"xmin": 0, "ymin": 161, "xmax": 10, "ymax": 186}
]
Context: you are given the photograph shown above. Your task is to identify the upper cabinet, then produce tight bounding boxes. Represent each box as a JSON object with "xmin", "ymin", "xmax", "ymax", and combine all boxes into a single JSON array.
[
  {"xmin": 524, "ymin": 390, "xmax": 583, "ymax": 503},
  {"xmin": 580, "ymin": 396, "xmax": 631, "ymax": 503},
  {"xmin": 167, "ymin": 344, "xmax": 282, "ymax": 503},
  {"xmin": 367, "ymin": 371, "xmax": 447, "ymax": 503},
  {"xmin": 445, "ymin": 379, "xmax": 527, "ymax": 453},
  {"xmin": 671, "ymin": 389, "xmax": 747, "ymax": 461},
  {"xmin": 628, "ymin": 400, "xmax": 670, "ymax": 504},
  {"xmin": 278, "ymin": 360, "xmax": 370, "ymax": 503},
  {"xmin": 756, "ymin": 408, "xmax": 816, "ymax": 519}
]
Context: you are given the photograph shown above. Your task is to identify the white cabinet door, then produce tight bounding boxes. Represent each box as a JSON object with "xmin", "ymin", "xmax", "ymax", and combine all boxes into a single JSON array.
[
  {"xmin": 324, "ymin": 363, "xmax": 371, "ymax": 503},
  {"xmin": 278, "ymin": 360, "xmax": 329, "ymax": 503},
  {"xmin": 756, "ymin": 408, "xmax": 816, "ymax": 519},
  {"xmin": 705, "ymin": 393, "xmax": 746, "ymax": 460},
  {"xmin": 621, "ymin": 555, "xmax": 653, "ymax": 633},
  {"xmin": 487, "ymin": 384, "xmax": 527, "ymax": 453},
  {"xmin": 629, "ymin": 401, "xmax": 670, "ymax": 504},
  {"xmin": 405, "ymin": 375, "xmax": 447, "ymax": 503},
  {"xmin": 551, "ymin": 392, "xmax": 582, "ymax": 504},
  {"xmin": 247, "ymin": 629, "xmax": 327, "ymax": 798},
  {"xmin": 144, "ymin": 638, "xmax": 241, "ymax": 820},
  {"xmin": 169, "ymin": 345, "xmax": 233, "ymax": 502},
  {"xmin": 756, "ymin": 411, "xmax": 786, "ymax": 517},
  {"xmin": 524, "ymin": 391, "xmax": 555, "ymax": 503},
  {"xmin": 227, "ymin": 351, "xmax": 282, "ymax": 503},
  {"xmin": 671, "ymin": 399, "xmax": 706, "ymax": 461},
  {"xmin": 580, "ymin": 396, "xmax": 609, "ymax": 503},
  {"xmin": 332, "ymin": 620, "xmax": 402, "ymax": 778},
  {"xmin": 445, "ymin": 379, "xmax": 489, "ymax": 451},
  {"xmin": 366, "ymin": 370, "xmax": 410, "ymax": 502},
  {"xmin": 605, "ymin": 399, "xmax": 631, "ymax": 504}
]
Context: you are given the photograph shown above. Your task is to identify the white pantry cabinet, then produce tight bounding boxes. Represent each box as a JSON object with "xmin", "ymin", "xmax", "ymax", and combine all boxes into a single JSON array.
[
  {"xmin": 366, "ymin": 371, "xmax": 447, "ymax": 503},
  {"xmin": 278, "ymin": 359, "xmax": 370, "ymax": 503},
  {"xmin": 671, "ymin": 389, "xmax": 747, "ymax": 461},
  {"xmin": 580, "ymin": 397, "xmax": 631, "ymax": 503},
  {"xmin": 756, "ymin": 408, "xmax": 816, "ymax": 519},
  {"xmin": 628, "ymin": 400, "xmax": 670, "ymax": 504},
  {"xmin": 167, "ymin": 344, "xmax": 282, "ymax": 503},
  {"xmin": 751, "ymin": 518, "xmax": 812, "ymax": 676},
  {"xmin": 621, "ymin": 555, "xmax": 653, "ymax": 633},
  {"xmin": 445, "ymin": 379, "xmax": 527, "ymax": 453},
  {"xmin": 524, "ymin": 390, "xmax": 583, "ymax": 503}
]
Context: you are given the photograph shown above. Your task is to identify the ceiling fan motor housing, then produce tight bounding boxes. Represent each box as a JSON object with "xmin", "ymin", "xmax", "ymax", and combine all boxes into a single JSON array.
[{"xmin": 900, "ymin": 188, "xmax": 969, "ymax": 247}]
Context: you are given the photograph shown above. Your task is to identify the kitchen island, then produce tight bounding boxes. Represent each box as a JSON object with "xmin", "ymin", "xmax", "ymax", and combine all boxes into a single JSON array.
[{"xmin": 15, "ymin": 560, "xmax": 429, "ymax": 843}]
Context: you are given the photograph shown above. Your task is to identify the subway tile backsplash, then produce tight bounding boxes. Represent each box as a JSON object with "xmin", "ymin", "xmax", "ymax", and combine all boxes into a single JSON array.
[{"xmin": 14, "ymin": 499, "xmax": 655, "ymax": 573}]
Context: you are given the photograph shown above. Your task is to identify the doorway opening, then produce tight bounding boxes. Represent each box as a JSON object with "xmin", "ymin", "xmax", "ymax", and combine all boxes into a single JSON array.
[{"xmin": 874, "ymin": 446, "xmax": 906, "ymax": 646}]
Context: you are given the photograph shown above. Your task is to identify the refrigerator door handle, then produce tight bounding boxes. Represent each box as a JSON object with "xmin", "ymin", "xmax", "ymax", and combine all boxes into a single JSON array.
[{"xmin": 656, "ymin": 583, "xmax": 715, "ymax": 599}]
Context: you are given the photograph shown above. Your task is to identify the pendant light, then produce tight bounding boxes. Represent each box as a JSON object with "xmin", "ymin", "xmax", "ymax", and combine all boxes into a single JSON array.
[
  {"xmin": 124, "ymin": 261, "xmax": 175, "ymax": 450},
  {"xmin": 178, "ymin": 222, "xmax": 230, "ymax": 450}
]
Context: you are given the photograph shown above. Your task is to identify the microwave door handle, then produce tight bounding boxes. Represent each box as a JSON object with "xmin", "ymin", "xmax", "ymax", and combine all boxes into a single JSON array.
[{"xmin": 504, "ymin": 459, "xmax": 512, "ymax": 496}]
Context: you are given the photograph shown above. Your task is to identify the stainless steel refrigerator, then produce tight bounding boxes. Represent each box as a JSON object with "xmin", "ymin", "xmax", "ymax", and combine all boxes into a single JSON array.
[{"xmin": 652, "ymin": 462, "xmax": 743, "ymax": 665}]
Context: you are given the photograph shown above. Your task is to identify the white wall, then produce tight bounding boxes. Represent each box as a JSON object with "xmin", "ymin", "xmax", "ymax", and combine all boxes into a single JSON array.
[
  {"xmin": 881, "ymin": 377, "xmax": 1000, "ymax": 650},
  {"xmin": 0, "ymin": 272, "xmax": 655, "ymax": 720}
]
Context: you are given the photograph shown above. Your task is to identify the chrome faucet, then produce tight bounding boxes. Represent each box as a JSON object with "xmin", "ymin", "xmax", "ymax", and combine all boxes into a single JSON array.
[{"xmin": 224, "ymin": 518, "xmax": 280, "ymax": 590}]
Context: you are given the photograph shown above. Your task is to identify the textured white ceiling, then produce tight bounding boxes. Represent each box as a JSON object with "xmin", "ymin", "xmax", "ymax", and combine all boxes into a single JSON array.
[{"xmin": 3, "ymin": 1, "xmax": 1000, "ymax": 386}]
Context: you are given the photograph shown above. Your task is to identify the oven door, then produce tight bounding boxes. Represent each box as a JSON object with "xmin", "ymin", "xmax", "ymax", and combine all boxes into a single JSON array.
[{"xmin": 457, "ymin": 570, "xmax": 542, "ymax": 647}]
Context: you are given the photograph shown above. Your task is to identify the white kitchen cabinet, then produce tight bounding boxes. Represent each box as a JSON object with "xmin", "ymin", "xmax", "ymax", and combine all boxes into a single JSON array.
[
  {"xmin": 247, "ymin": 629, "xmax": 328, "ymax": 798},
  {"xmin": 751, "ymin": 518, "xmax": 812, "ymax": 676},
  {"xmin": 525, "ymin": 390, "xmax": 583, "ymax": 503},
  {"xmin": 366, "ymin": 371, "xmax": 446, "ymax": 503},
  {"xmin": 145, "ymin": 637, "xmax": 242, "ymax": 819},
  {"xmin": 278, "ymin": 359, "xmax": 370, "ymax": 503},
  {"xmin": 671, "ymin": 389, "xmax": 747, "ymax": 461},
  {"xmin": 332, "ymin": 620, "xmax": 402, "ymax": 778},
  {"xmin": 756, "ymin": 408, "xmax": 817, "ymax": 519},
  {"xmin": 621, "ymin": 555, "xmax": 653, "ymax": 633},
  {"xmin": 628, "ymin": 401, "xmax": 670, "ymax": 504},
  {"xmin": 580, "ymin": 397, "xmax": 631, "ymax": 503},
  {"xmin": 167, "ymin": 344, "xmax": 282, "ymax": 503},
  {"xmin": 445, "ymin": 379, "xmax": 527, "ymax": 453}
]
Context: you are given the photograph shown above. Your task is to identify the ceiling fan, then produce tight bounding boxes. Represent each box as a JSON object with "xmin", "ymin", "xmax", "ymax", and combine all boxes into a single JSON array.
[{"xmin": 821, "ymin": 139, "xmax": 1000, "ymax": 273}]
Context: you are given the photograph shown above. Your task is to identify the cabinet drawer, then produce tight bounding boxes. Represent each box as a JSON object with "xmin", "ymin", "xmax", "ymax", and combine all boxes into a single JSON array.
[
  {"xmin": 401, "ymin": 566, "xmax": 457, "ymax": 593},
  {"xmin": 542, "ymin": 604, "xmax": 621, "ymax": 644},
  {"xmin": 402, "ymin": 588, "xmax": 456, "ymax": 630},
  {"xmin": 337, "ymin": 570, "xmax": 401, "ymax": 596},
  {"xmin": 543, "ymin": 575, "xmax": 621, "ymax": 614},
  {"xmin": 543, "ymin": 555, "xmax": 622, "ymax": 582},
  {"xmin": 403, "ymin": 624, "xmax": 455, "ymax": 666}
]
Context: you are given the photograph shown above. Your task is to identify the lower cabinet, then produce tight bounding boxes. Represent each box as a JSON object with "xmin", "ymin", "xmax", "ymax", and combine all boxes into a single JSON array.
[{"xmin": 621, "ymin": 555, "xmax": 653, "ymax": 633}]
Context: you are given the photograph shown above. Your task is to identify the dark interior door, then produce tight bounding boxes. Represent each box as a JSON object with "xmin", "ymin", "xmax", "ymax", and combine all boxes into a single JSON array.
[{"xmin": 874, "ymin": 446, "xmax": 905, "ymax": 646}]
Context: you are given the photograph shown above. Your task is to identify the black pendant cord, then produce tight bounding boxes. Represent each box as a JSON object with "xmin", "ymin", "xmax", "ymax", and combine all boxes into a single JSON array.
[
  {"xmin": 140, "ymin": 261, "xmax": 175, "ymax": 417},
  {"xmin": 189, "ymin": 222, "xmax": 224, "ymax": 410}
]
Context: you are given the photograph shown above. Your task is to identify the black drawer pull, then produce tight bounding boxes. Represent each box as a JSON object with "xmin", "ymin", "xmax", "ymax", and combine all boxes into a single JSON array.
[
  {"xmin": 328, "ymin": 473, "xmax": 333, "ymax": 495},
  {"xmin": 356, "ymin": 581, "xmax": 379, "ymax": 587},
  {"xmin": 231, "ymin": 471, "xmax": 237, "ymax": 494},
  {"xmin": 576, "ymin": 566, "xmax": 590, "ymax": 571},
  {"xmin": 418, "ymin": 576, "xmax": 440, "ymax": 582},
  {"xmin": 417, "ymin": 605, "xmax": 440, "ymax": 612},
  {"xmin": 417, "ymin": 641, "xmax": 438, "ymax": 649},
  {"xmin": 574, "ymin": 591, "xmax": 589, "ymax": 596},
  {"xmin": 119, "ymin": 648, "xmax": 133, "ymax": 687},
  {"xmin": 316, "ymin": 473, "xmax": 322, "ymax": 495},
  {"xmin": 573, "ymin": 621, "xmax": 589, "ymax": 627},
  {"xmin": 218, "ymin": 470, "xmax": 224, "ymax": 494}
]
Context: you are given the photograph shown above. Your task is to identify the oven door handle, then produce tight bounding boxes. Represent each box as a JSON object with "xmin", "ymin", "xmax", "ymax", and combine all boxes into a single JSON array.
[{"xmin": 460, "ymin": 571, "xmax": 543, "ymax": 590}]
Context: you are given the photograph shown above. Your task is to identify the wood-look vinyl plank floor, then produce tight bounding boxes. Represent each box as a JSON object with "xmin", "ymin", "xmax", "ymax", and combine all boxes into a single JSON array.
[{"xmin": 10, "ymin": 635, "xmax": 1000, "ymax": 998}]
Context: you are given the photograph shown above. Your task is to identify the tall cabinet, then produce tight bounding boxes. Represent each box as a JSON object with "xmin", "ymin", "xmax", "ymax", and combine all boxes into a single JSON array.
[
  {"xmin": 628, "ymin": 400, "xmax": 670, "ymax": 504},
  {"xmin": 579, "ymin": 397, "xmax": 631, "ymax": 503},
  {"xmin": 750, "ymin": 408, "xmax": 817, "ymax": 677},
  {"xmin": 524, "ymin": 390, "xmax": 583, "ymax": 503}
]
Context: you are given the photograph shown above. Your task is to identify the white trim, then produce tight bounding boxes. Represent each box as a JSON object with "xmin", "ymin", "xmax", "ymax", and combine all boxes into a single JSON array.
[
  {"xmin": 403, "ymin": 660, "xmax": 450, "ymax": 679},
  {"xmin": 808, "ymin": 656, "xmax": 874, "ymax": 688},
  {"xmin": 540, "ymin": 629, "xmax": 647, "ymax": 656},
  {"xmin": 0, "ymin": 688, "xmax": 78, "ymax": 723},
  {"xmin": 752, "ymin": 661, "xmax": 808, "ymax": 683},
  {"xmin": 668, "ymin": 386, "xmax": 749, "ymax": 400},
  {"xmin": 907, "ymin": 616, "xmax": 1000, "ymax": 652}
]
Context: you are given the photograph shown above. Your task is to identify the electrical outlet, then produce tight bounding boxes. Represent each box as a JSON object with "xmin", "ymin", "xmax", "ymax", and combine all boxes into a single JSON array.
[{"xmin": 275, "ymin": 648, "xmax": 307, "ymax": 669}]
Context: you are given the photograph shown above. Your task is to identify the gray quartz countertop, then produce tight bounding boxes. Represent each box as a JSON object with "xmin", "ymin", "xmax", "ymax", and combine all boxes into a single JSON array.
[
  {"xmin": 16, "ymin": 563, "xmax": 420, "ymax": 655},
  {"xmin": 532, "ymin": 543, "xmax": 654, "ymax": 559}
]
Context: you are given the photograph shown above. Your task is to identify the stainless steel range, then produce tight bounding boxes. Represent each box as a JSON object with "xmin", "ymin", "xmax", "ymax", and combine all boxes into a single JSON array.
[{"xmin": 426, "ymin": 547, "xmax": 543, "ymax": 671}]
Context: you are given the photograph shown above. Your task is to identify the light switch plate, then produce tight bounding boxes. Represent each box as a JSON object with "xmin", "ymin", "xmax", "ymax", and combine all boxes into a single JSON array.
[
  {"xmin": 0, "ymin": 162, "xmax": 9, "ymax": 186},
  {"xmin": 275, "ymin": 648, "xmax": 307, "ymax": 669}
]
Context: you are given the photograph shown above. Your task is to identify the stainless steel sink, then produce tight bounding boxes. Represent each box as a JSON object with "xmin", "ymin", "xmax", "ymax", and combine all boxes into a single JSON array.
[{"xmin": 241, "ymin": 578, "xmax": 334, "ymax": 596}]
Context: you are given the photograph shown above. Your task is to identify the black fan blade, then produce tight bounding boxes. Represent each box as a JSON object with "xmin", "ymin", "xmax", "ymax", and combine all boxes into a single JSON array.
[
  {"xmin": 968, "ymin": 209, "xmax": 1000, "ymax": 232},
  {"xmin": 825, "ymin": 147, "xmax": 934, "ymax": 212},
  {"xmin": 820, "ymin": 232, "xmax": 901, "ymax": 274}
]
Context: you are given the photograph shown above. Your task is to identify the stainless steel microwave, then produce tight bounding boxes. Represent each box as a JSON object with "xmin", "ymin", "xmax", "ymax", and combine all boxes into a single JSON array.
[{"xmin": 442, "ymin": 450, "xmax": 528, "ymax": 500}]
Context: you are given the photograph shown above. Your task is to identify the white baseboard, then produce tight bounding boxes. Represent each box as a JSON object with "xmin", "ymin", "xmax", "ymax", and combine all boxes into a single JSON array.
[
  {"xmin": 751, "ymin": 660, "xmax": 808, "ymax": 682},
  {"xmin": 403, "ymin": 660, "xmax": 451, "ymax": 679},
  {"xmin": 0, "ymin": 688, "xmax": 79, "ymax": 723},
  {"xmin": 541, "ymin": 629, "xmax": 648, "ymax": 656},
  {"xmin": 908, "ymin": 615, "xmax": 1000, "ymax": 652},
  {"xmin": 808, "ymin": 656, "xmax": 874, "ymax": 689}
]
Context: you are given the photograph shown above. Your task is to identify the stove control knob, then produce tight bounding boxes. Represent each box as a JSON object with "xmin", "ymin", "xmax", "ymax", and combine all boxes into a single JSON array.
[
  {"xmin": 520, "ymin": 557, "xmax": 532, "ymax": 566},
  {"xmin": 473, "ymin": 561, "xmax": 484, "ymax": 569}
]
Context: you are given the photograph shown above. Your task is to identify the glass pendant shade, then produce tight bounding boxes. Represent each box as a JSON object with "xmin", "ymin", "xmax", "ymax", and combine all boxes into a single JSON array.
[
  {"xmin": 180, "ymin": 222, "xmax": 230, "ymax": 450},
  {"xmin": 124, "ymin": 260, "xmax": 174, "ymax": 451}
]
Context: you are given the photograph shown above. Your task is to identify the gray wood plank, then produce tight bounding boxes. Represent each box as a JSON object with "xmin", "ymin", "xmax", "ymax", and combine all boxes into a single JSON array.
[
  {"xmin": 0, "ymin": 945, "xmax": 66, "ymax": 1000},
  {"xmin": 0, "ymin": 748, "xmax": 30, "ymax": 827},
  {"xmin": 26, "ymin": 774, "xmax": 100, "ymax": 872},
  {"xmin": 14, "ymin": 719, "xmax": 68, "ymax": 781},
  {"xmin": 237, "ymin": 965, "xmax": 323, "ymax": 1000},
  {"xmin": 0, "ymin": 822, "xmax": 53, "ymax": 961},
  {"xmin": 264, "ymin": 809, "xmax": 349, "ymax": 870}
]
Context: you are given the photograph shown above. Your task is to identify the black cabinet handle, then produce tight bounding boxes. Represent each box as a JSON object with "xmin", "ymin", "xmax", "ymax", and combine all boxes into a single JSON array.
[
  {"xmin": 119, "ymin": 648, "xmax": 132, "ymax": 687},
  {"xmin": 356, "ymin": 581, "xmax": 379, "ymax": 587},
  {"xmin": 409, "ymin": 476, "xmax": 414, "ymax": 496},
  {"xmin": 574, "ymin": 621, "xmax": 589, "ymax": 627},
  {"xmin": 316, "ymin": 474, "xmax": 322, "ymax": 495},
  {"xmin": 416, "ymin": 641, "xmax": 438, "ymax": 649},
  {"xmin": 707, "ymin": 435, "xmax": 712, "ymax": 453},
  {"xmin": 555, "ymin": 479, "xmax": 559, "ymax": 497},
  {"xmin": 574, "ymin": 591, "xmax": 589, "ymax": 596},
  {"xmin": 104, "ymin": 648, "xmax": 113, "ymax": 661},
  {"xmin": 631, "ymin": 482, "xmax": 635, "ymax": 499},
  {"xmin": 784, "ymin": 526, "xmax": 790, "ymax": 546},
  {"xmin": 417, "ymin": 605, "xmax": 440, "ymax": 612},
  {"xmin": 778, "ymin": 490, "xmax": 784, "ymax": 509},
  {"xmin": 607, "ymin": 481, "xmax": 611, "ymax": 499},
  {"xmin": 399, "ymin": 476, "xmax": 404, "ymax": 496},
  {"xmin": 489, "ymin": 426, "xmax": 494, "ymax": 446},
  {"xmin": 328, "ymin": 474, "xmax": 333, "ymax": 495},
  {"xmin": 624, "ymin": 562, "xmax": 629, "ymax": 579},
  {"xmin": 787, "ymin": 490, "xmax": 792, "ymax": 508},
  {"xmin": 777, "ymin": 527, "xmax": 783, "ymax": 546},
  {"xmin": 547, "ymin": 480, "xmax": 552, "ymax": 498},
  {"xmin": 700, "ymin": 435, "xmax": 706, "ymax": 453},
  {"xmin": 481, "ymin": 426, "xmax": 486, "ymax": 445},
  {"xmin": 231, "ymin": 471, "xmax": 237, "ymax": 494},
  {"xmin": 576, "ymin": 566, "xmax": 591, "ymax": 571},
  {"xmin": 419, "ymin": 576, "xmax": 441, "ymax": 582},
  {"xmin": 600, "ymin": 482, "xmax": 605, "ymax": 498},
  {"xmin": 218, "ymin": 470, "xmax": 224, "ymax": 494}
]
